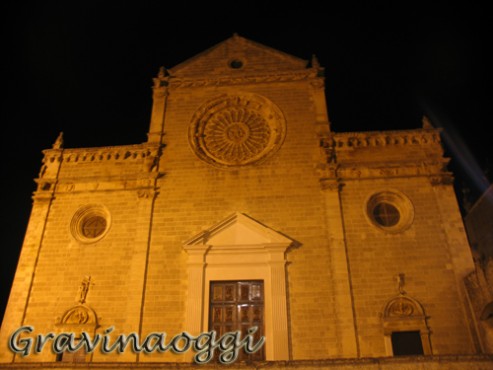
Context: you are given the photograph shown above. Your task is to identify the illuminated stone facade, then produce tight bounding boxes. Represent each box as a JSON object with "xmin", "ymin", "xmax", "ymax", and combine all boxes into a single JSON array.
[
  {"xmin": 1, "ymin": 35, "xmax": 491, "ymax": 369},
  {"xmin": 464, "ymin": 185, "xmax": 493, "ymax": 354}
]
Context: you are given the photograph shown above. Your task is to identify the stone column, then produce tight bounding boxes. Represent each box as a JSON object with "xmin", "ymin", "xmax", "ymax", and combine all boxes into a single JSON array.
[
  {"xmin": 268, "ymin": 246, "xmax": 289, "ymax": 360},
  {"xmin": 183, "ymin": 245, "xmax": 207, "ymax": 335}
]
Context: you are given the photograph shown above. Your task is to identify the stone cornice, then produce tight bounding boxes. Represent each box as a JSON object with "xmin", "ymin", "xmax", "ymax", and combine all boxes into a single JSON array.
[
  {"xmin": 36, "ymin": 143, "xmax": 163, "ymax": 198},
  {"xmin": 329, "ymin": 129, "xmax": 442, "ymax": 150},
  {"xmin": 33, "ymin": 174, "xmax": 161, "ymax": 198},
  {"xmin": 36, "ymin": 172, "xmax": 160, "ymax": 183},
  {"xmin": 320, "ymin": 178, "xmax": 344, "ymax": 191},
  {"xmin": 42, "ymin": 143, "xmax": 161, "ymax": 165},
  {"xmin": 318, "ymin": 160, "xmax": 451, "ymax": 181},
  {"xmin": 156, "ymin": 69, "xmax": 321, "ymax": 89}
]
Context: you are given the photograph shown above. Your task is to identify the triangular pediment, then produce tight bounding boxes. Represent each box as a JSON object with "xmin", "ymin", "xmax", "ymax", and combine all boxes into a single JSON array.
[
  {"xmin": 184, "ymin": 213, "xmax": 292, "ymax": 247},
  {"xmin": 170, "ymin": 34, "xmax": 308, "ymax": 78}
]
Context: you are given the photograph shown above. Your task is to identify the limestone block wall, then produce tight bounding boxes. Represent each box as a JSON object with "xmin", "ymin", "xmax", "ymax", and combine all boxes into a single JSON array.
[
  {"xmin": 333, "ymin": 132, "xmax": 477, "ymax": 356},
  {"xmin": 0, "ymin": 144, "xmax": 157, "ymax": 363},
  {"xmin": 0, "ymin": 35, "xmax": 481, "ymax": 366},
  {"xmin": 142, "ymin": 80, "xmax": 343, "ymax": 361}
]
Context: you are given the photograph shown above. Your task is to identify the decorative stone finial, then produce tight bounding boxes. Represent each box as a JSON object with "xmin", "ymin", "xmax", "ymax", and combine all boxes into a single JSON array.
[
  {"xmin": 311, "ymin": 55, "xmax": 324, "ymax": 77},
  {"xmin": 311, "ymin": 54, "xmax": 321, "ymax": 69},
  {"xmin": 77, "ymin": 276, "xmax": 92, "ymax": 304},
  {"xmin": 320, "ymin": 135, "xmax": 337, "ymax": 164},
  {"xmin": 158, "ymin": 66, "xmax": 168, "ymax": 78},
  {"xmin": 52, "ymin": 132, "xmax": 63, "ymax": 149},
  {"xmin": 396, "ymin": 273, "xmax": 406, "ymax": 295},
  {"xmin": 422, "ymin": 115, "xmax": 434, "ymax": 129}
]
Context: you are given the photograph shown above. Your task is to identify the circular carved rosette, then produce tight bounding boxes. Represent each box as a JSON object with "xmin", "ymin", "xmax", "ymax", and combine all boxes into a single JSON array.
[
  {"xmin": 388, "ymin": 298, "xmax": 415, "ymax": 317},
  {"xmin": 63, "ymin": 306, "xmax": 90, "ymax": 324},
  {"xmin": 189, "ymin": 94, "xmax": 286, "ymax": 167}
]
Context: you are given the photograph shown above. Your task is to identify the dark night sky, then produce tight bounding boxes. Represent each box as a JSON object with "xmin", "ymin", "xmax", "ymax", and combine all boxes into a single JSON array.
[{"xmin": 1, "ymin": 3, "xmax": 491, "ymax": 324}]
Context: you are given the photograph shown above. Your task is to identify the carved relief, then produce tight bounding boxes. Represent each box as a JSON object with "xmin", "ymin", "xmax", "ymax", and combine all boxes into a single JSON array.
[
  {"xmin": 45, "ymin": 145, "xmax": 158, "ymax": 165},
  {"xmin": 318, "ymin": 161, "xmax": 451, "ymax": 182},
  {"xmin": 379, "ymin": 168, "xmax": 399, "ymax": 176},
  {"xmin": 333, "ymin": 130, "xmax": 441, "ymax": 150},
  {"xmin": 203, "ymin": 109, "xmax": 269, "ymax": 162},
  {"xmin": 137, "ymin": 189, "xmax": 155, "ymax": 199},
  {"xmin": 189, "ymin": 94, "xmax": 286, "ymax": 167},
  {"xmin": 387, "ymin": 297, "xmax": 416, "ymax": 317},
  {"xmin": 430, "ymin": 174, "xmax": 454, "ymax": 186},
  {"xmin": 63, "ymin": 306, "xmax": 90, "ymax": 324},
  {"xmin": 57, "ymin": 304, "xmax": 100, "ymax": 330},
  {"xmin": 168, "ymin": 70, "xmax": 318, "ymax": 88},
  {"xmin": 396, "ymin": 273, "xmax": 406, "ymax": 295},
  {"xmin": 320, "ymin": 178, "xmax": 343, "ymax": 191},
  {"xmin": 382, "ymin": 290, "xmax": 431, "ymax": 355},
  {"xmin": 77, "ymin": 276, "xmax": 92, "ymax": 304},
  {"xmin": 383, "ymin": 294, "xmax": 425, "ymax": 319},
  {"xmin": 56, "ymin": 278, "xmax": 100, "ymax": 330},
  {"xmin": 143, "ymin": 147, "xmax": 160, "ymax": 172},
  {"xmin": 320, "ymin": 136, "xmax": 337, "ymax": 164}
]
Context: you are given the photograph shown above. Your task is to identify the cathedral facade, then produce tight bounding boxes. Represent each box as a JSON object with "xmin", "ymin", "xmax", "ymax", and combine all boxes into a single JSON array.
[{"xmin": 1, "ymin": 35, "xmax": 491, "ymax": 369}]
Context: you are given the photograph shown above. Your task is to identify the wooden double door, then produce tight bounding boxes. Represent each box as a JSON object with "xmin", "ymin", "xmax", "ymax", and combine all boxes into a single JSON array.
[{"xmin": 209, "ymin": 280, "xmax": 265, "ymax": 361}]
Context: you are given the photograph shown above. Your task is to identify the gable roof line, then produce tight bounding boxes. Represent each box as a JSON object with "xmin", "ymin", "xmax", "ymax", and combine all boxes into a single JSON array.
[
  {"xmin": 169, "ymin": 34, "xmax": 308, "ymax": 74},
  {"xmin": 235, "ymin": 34, "xmax": 308, "ymax": 66}
]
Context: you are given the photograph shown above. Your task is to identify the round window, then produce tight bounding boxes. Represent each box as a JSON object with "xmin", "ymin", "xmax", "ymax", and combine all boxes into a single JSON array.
[
  {"xmin": 366, "ymin": 191, "xmax": 413, "ymax": 233},
  {"xmin": 81, "ymin": 215, "xmax": 107, "ymax": 238},
  {"xmin": 229, "ymin": 59, "xmax": 244, "ymax": 69},
  {"xmin": 71, "ymin": 205, "xmax": 110, "ymax": 243},
  {"xmin": 372, "ymin": 202, "xmax": 400, "ymax": 227}
]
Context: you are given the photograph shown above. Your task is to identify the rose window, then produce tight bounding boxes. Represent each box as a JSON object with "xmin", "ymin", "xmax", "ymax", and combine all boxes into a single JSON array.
[{"xmin": 189, "ymin": 94, "xmax": 286, "ymax": 167}]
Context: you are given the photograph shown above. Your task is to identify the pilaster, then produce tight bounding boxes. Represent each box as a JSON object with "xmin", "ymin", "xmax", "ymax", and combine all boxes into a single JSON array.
[{"xmin": 320, "ymin": 178, "xmax": 359, "ymax": 358}]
